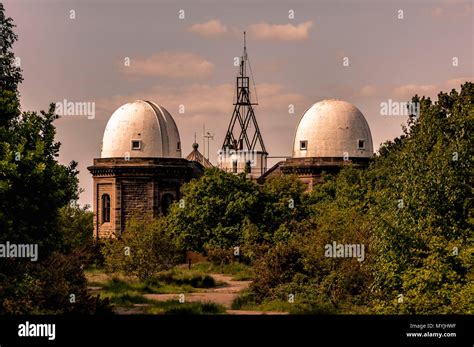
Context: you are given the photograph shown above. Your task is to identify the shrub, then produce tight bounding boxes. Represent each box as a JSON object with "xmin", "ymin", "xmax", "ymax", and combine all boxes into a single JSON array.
[
  {"xmin": 1, "ymin": 251, "xmax": 111, "ymax": 314},
  {"xmin": 102, "ymin": 217, "xmax": 183, "ymax": 281}
]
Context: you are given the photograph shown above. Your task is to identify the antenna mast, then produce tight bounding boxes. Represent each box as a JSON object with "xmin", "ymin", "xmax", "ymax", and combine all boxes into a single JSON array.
[{"xmin": 222, "ymin": 31, "xmax": 266, "ymax": 154}]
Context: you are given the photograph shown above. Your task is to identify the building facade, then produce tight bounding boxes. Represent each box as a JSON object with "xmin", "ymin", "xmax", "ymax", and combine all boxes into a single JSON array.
[{"xmin": 88, "ymin": 100, "xmax": 203, "ymax": 240}]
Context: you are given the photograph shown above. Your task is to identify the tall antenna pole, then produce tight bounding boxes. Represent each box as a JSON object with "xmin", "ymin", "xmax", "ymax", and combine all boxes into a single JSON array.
[
  {"xmin": 222, "ymin": 31, "xmax": 266, "ymax": 154},
  {"xmin": 243, "ymin": 31, "xmax": 247, "ymax": 60},
  {"xmin": 204, "ymin": 131, "xmax": 214, "ymax": 160}
]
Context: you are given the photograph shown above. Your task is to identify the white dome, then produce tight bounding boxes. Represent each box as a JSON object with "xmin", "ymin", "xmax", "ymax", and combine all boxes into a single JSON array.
[
  {"xmin": 101, "ymin": 100, "xmax": 181, "ymax": 158},
  {"xmin": 292, "ymin": 99, "xmax": 373, "ymax": 158}
]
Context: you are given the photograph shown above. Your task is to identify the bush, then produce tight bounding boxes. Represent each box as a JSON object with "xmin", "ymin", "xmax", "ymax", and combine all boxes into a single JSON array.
[
  {"xmin": 153, "ymin": 270, "xmax": 217, "ymax": 288},
  {"xmin": 162, "ymin": 301, "xmax": 225, "ymax": 315},
  {"xmin": 102, "ymin": 217, "xmax": 183, "ymax": 281},
  {"xmin": 1, "ymin": 250, "xmax": 111, "ymax": 314},
  {"xmin": 166, "ymin": 168, "xmax": 262, "ymax": 252},
  {"xmin": 206, "ymin": 248, "xmax": 235, "ymax": 266}
]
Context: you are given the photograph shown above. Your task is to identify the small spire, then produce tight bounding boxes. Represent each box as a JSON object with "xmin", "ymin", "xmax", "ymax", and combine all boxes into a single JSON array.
[{"xmin": 192, "ymin": 132, "xmax": 198, "ymax": 149}]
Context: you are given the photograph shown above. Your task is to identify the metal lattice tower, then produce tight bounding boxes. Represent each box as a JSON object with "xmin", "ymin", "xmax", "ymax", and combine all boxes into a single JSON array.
[{"xmin": 222, "ymin": 32, "xmax": 267, "ymax": 154}]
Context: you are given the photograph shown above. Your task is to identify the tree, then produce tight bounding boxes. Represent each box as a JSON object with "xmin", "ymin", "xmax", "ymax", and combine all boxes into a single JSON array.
[
  {"xmin": 103, "ymin": 217, "xmax": 182, "ymax": 281},
  {"xmin": 0, "ymin": 3, "xmax": 22, "ymax": 126},
  {"xmin": 2, "ymin": 250, "xmax": 111, "ymax": 314},
  {"xmin": 0, "ymin": 5, "xmax": 109, "ymax": 314},
  {"xmin": 368, "ymin": 83, "xmax": 473, "ymax": 313},
  {"xmin": 260, "ymin": 174, "xmax": 308, "ymax": 243},
  {"xmin": 166, "ymin": 168, "xmax": 262, "ymax": 252},
  {"xmin": 250, "ymin": 168, "xmax": 372, "ymax": 313},
  {"xmin": 57, "ymin": 203, "xmax": 94, "ymax": 253}
]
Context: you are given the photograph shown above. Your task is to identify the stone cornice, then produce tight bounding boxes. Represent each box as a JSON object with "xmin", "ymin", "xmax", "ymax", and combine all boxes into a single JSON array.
[{"xmin": 88, "ymin": 157, "xmax": 197, "ymax": 178}]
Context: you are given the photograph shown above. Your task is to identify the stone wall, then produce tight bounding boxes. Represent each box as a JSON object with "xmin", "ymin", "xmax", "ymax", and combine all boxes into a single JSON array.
[
  {"xmin": 88, "ymin": 157, "xmax": 203, "ymax": 239},
  {"xmin": 120, "ymin": 178, "xmax": 153, "ymax": 233}
]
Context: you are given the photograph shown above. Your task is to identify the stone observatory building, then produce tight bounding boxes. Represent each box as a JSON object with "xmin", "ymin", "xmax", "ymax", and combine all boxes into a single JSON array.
[
  {"xmin": 261, "ymin": 99, "xmax": 373, "ymax": 189},
  {"xmin": 88, "ymin": 100, "xmax": 203, "ymax": 240}
]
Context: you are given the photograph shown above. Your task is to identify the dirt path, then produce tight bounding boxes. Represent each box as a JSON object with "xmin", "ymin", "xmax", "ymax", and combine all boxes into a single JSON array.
[{"xmin": 144, "ymin": 273, "xmax": 287, "ymax": 315}]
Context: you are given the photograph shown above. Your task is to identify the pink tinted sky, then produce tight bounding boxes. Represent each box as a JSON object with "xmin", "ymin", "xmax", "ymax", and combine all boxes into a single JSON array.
[{"xmin": 3, "ymin": 0, "xmax": 473, "ymax": 206}]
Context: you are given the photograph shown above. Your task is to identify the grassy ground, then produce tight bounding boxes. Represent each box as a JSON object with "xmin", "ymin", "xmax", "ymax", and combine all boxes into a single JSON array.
[
  {"xmin": 85, "ymin": 263, "xmax": 248, "ymax": 314},
  {"xmin": 191, "ymin": 262, "xmax": 254, "ymax": 281},
  {"xmin": 86, "ymin": 263, "xmax": 368, "ymax": 315},
  {"xmin": 231, "ymin": 290, "xmax": 295, "ymax": 313},
  {"xmin": 231, "ymin": 289, "xmax": 370, "ymax": 314}
]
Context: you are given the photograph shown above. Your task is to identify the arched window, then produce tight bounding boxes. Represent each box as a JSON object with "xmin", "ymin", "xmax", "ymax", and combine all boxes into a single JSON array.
[
  {"xmin": 161, "ymin": 194, "xmax": 174, "ymax": 215},
  {"xmin": 102, "ymin": 194, "xmax": 110, "ymax": 223},
  {"xmin": 245, "ymin": 160, "xmax": 252, "ymax": 174}
]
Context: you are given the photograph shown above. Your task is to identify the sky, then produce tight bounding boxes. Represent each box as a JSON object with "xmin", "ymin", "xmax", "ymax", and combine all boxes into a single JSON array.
[{"xmin": 3, "ymin": 0, "xmax": 473, "ymax": 206}]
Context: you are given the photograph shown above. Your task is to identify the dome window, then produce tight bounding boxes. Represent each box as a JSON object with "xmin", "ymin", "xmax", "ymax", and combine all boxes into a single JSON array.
[
  {"xmin": 131, "ymin": 140, "xmax": 142, "ymax": 150},
  {"xmin": 177, "ymin": 141, "xmax": 181, "ymax": 150},
  {"xmin": 300, "ymin": 140, "xmax": 308, "ymax": 150},
  {"xmin": 357, "ymin": 140, "xmax": 365, "ymax": 149}
]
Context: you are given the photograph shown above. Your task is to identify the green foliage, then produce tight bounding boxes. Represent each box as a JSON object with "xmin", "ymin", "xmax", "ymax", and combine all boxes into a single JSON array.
[
  {"xmin": 250, "ymin": 167, "xmax": 372, "ymax": 312},
  {"xmin": 1, "ymin": 251, "xmax": 111, "ymax": 314},
  {"xmin": 102, "ymin": 217, "xmax": 183, "ymax": 280},
  {"xmin": 191, "ymin": 261, "xmax": 255, "ymax": 281},
  {"xmin": 0, "ymin": 3, "xmax": 22, "ymax": 126},
  {"xmin": 57, "ymin": 203, "xmax": 94, "ymax": 252},
  {"xmin": 260, "ymin": 174, "xmax": 308, "ymax": 240},
  {"xmin": 232, "ymin": 289, "xmax": 337, "ymax": 314},
  {"xmin": 0, "ymin": 104, "xmax": 79, "ymax": 253},
  {"xmin": 246, "ymin": 84, "xmax": 473, "ymax": 314},
  {"xmin": 167, "ymin": 169, "xmax": 310, "ymax": 256},
  {"xmin": 0, "ymin": 6, "xmax": 78, "ymax": 253},
  {"xmin": 109, "ymin": 293, "xmax": 152, "ymax": 306},
  {"xmin": 0, "ymin": 5, "xmax": 109, "ymax": 314},
  {"xmin": 85, "ymin": 268, "xmax": 227, "ymax": 314},
  {"xmin": 368, "ymin": 83, "xmax": 473, "ymax": 314},
  {"xmin": 147, "ymin": 300, "xmax": 226, "ymax": 315},
  {"xmin": 166, "ymin": 168, "xmax": 262, "ymax": 252},
  {"xmin": 152, "ymin": 270, "xmax": 217, "ymax": 288}
]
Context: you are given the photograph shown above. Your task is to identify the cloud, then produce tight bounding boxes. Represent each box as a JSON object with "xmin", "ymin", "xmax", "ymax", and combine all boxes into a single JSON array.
[
  {"xmin": 445, "ymin": 76, "xmax": 474, "ymax": 89},
  {"xmin": 330, "ymin": 77, "xmax": 473, "ymax": 102},
  {"xmin": 122, "ymin": 52, "xmax": 214, "ymax": 79},
  {"xmin": 392, "ymin": 84, "xmax": 438, "ymax": 99},
  {"xmin": 392, "ymin": 77, "xmax": 473, "ymax": 99},
  {"xmin": 255, "ymin": 83, "xmax": 307, "ymax": 111},
  {"xmin": 97, "ymin": 82, "xmax": 307, "ymax": 121},
  {"xmin": 431, "ymin": 1, "xmax": 472, "ymax": 18},
  {"xmin": 188, "ymin": 19, "xmax": 228, "ymax": 37},
  {"xmin": 357, "ymin": 85, "xmax": 377, "ymax": 97},
  {"xmin": 248, "ymin": 21, "xmax": 313, "ymax": 41},
  {"xmin": 188, "ymin": 20, "xmax": 314, "ymax": 42}
]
